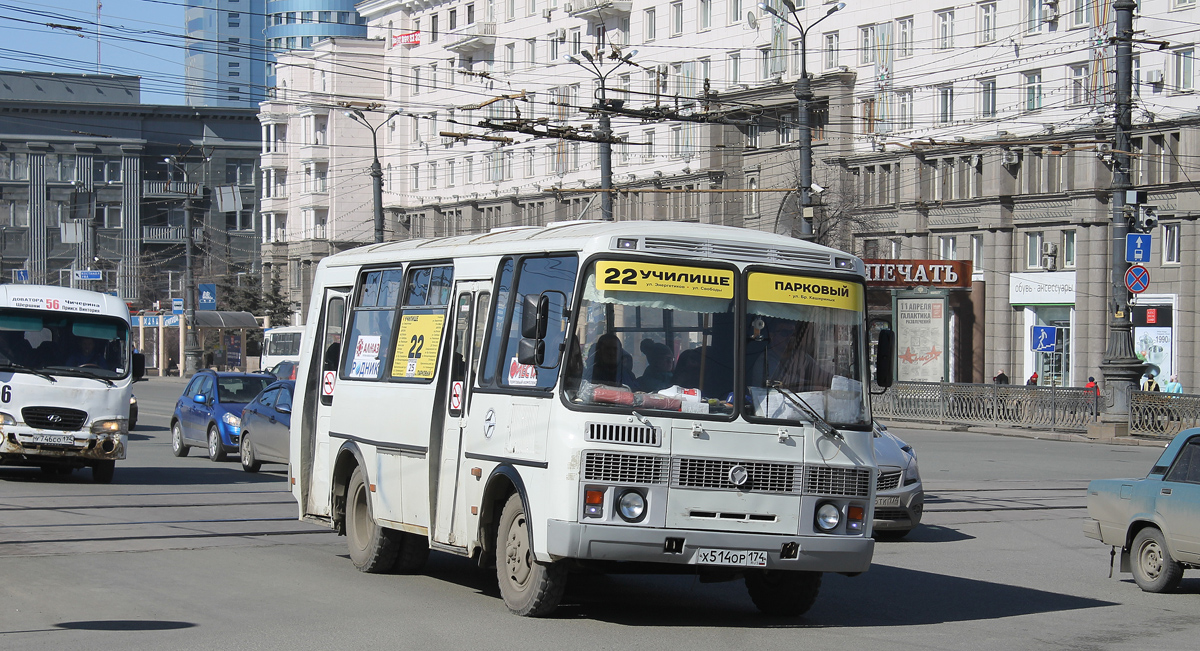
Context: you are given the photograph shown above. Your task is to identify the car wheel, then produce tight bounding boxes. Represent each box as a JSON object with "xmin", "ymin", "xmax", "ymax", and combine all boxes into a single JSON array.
[
  {"xmin": 496, "ymin": 492, "xmax": 567, "ymax": 617},
  {"xmin": 208, "ymin": 425, "xmax": 227, "ymax": 462},
  {"xmin": 345, "ymin": 466, "xmax": 400, "ymax": 573},
  {"xmin": 875, "ymin": 528, "xmax": 912, "ymax": 541},
  {"xmin": 1131, "ymin": 527, "xmax": 1184, "ymax": 593},
  {"xmin": 91, "ymin": 460, "xmax": 115, "ymax": 484},
  {"xmin": 171, "ymin": 421, "xmax": 189, "ymax": 457},
  {"xmin": 240, "ymin": 432, "xmax": 261, "ymax": 473},
  {"xmin": 745, "ymin": 570, "xmax": 822, "ymax": 617}
]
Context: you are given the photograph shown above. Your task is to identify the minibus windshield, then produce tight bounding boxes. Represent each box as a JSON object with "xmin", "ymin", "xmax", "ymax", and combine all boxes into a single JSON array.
[{"xmin": 0, "ymin": 309, "xmax": 130, "ymax": 379}]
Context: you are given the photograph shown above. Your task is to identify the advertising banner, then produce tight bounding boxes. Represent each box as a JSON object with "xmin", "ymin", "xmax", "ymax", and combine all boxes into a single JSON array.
[{"xmin": 896, "ymin": 297, "xmax": 946, "ymax": 382}]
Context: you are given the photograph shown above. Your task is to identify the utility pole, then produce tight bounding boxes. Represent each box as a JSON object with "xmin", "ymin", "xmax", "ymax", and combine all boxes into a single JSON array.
[
  {"xmin": 166, "ymin": 155, "xmax": 202, "ymax": 376},
  {"xmin": 344, "ymin": 108, "xmax": 400, "ymax": 243},
  {"xmin": 1096, "ymin": 0, "xmax": 1143, "ymax": 431},
  {"xmin": 566, "ymin": 47, "xmax": 639, "ymax": 222}
]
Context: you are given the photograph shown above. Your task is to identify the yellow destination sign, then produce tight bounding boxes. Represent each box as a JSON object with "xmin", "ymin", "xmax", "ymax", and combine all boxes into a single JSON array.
[
  {"xmin": 391, "ymin": 313, "xmax": 446, "ymax": 379},
  {"xmin": 747, "ymin": 273, "xmax": 863, "ymax": 311},
  {"xmin": 595, "ymin": 261, "xmax": 734, "ymax": 299}
]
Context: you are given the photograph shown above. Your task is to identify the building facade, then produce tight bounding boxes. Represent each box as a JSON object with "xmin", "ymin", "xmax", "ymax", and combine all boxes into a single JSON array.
[
  {"xmin": 264, "ymin": 0, "xmax": 370, "ymax": 88},
  {"xmin": 266, "ymin": 1, "xmax": 1200, "ymax": 389},
  {"xmin": 0, "ymin": 72, "xmax": 261, "ymax": 304},
  {"xmin": 185, "ymin": 0, "xmax": 268, "ymax": 108}
]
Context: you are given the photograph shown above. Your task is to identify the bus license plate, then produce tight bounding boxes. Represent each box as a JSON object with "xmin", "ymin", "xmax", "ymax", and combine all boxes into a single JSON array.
[
  {"xmin": 696, "ymin": 549, "xmax": 768, "ymax": 567},
  {"xmin": 876, "ymin": 496, "xmax": 901, "ymax": 507},
  {"xmin": 32, "ymin": 434, "xmax": 75, "ymax": 446}
]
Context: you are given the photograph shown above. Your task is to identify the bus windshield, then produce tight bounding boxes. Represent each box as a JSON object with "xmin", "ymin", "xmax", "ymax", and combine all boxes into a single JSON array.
[
  {"xmin": 563, "ymin": 261, "xmax": 737, "ymax": 416},
  {"xmin": 0, "ymin": 308, "xmax": 130, "ymax": 379},
  {"xmin": 743, "ymin": 272, "xmax": 869, "ymax": 428}
]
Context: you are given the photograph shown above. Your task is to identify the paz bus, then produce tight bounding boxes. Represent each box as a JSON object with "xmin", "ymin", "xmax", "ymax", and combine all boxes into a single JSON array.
[
  {"xmin": 0, "ymin": 285, "xmax": 145, "ymax": 483},
  {"xmin": 289, "ymin": 221, "xmax": 894, "ymax": 617}
]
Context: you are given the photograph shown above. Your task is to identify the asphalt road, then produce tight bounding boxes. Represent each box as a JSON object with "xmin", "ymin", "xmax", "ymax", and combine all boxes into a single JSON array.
[{"xmin": 1, "ymin": 376, "xmax": 1197, "ymax": 650}]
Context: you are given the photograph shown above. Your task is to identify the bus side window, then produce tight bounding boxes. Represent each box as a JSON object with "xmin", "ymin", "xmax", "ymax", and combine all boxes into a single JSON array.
[
  {"xmin": 471, "ymin": 292, "xmax": 491, "ymax": 387},
  {"xmin": 323, "ymin": 297, "xmax": 345, "ymax": 373},
  {"xmin": 498, "ymin": 255, "xmax": 578, "ymax": 390},
  {"xmin": 478, "ymin": 259, "xmax": 515, "ymax": 387}
]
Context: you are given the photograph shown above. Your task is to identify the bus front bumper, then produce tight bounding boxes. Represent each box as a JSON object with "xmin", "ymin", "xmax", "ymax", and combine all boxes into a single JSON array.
[
  {"xmin": 1, "ymin": 430, "xmax": 127, "ymax": 462},
  {"xmin": 544, "ymin": 520, "xmax": 874, "ymax": 573}
]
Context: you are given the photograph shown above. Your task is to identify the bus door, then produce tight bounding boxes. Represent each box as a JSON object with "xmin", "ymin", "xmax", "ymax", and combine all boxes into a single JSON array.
[
  {"xmin": 302, "ymin": 287, "xmax": 349, "ymax": 518},
  {"xmin": 433, "ymin": 281, "xmax": 491, "ymax": 546}
]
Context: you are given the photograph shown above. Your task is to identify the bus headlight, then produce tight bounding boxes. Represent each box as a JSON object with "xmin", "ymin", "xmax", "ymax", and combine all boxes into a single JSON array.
[
  {"xmin": 815, "ymin": 502, "xmax": 841, "ymax": 531},
  {"xmin": 616, "ymin": 489, "xmax": 647, "ymax": 523},
  {"xmin": 91, "ymin": 419, "xmax": 126, "ymax": 434}
]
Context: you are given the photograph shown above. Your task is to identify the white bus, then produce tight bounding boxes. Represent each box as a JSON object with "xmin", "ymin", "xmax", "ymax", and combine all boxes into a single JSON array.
[
  {"xmin": 260, "ymin": 325, "xmax": 304, "ymax": 372},
  {"xmin": 290, "ymin": 221, "xmax": 894, "ymax": 617},
  {"xmin": 0, "ymin": 285, "xmax": 145, "ymax": 483}
]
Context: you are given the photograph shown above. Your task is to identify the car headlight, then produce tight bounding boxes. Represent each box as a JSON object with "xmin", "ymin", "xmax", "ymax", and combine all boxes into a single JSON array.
[
  {"xmin": 0, "ymin": 412, "xmax": 14, "ymax": 426},
  {"xmin": 130, "ymin": 396, "xmax": 137, "ymax": 405},
  {"xmin": 616, "ymin": 489, "xmax": 647, "ymax": 523},
  {"xmin": 904, "ymin": 457, "xmax": 921, "ymax": 486},
  {"xmin": 815, "ymin": 502, "xmax": 841, "ymax": 531},
  {"xmin": 222, "ymin": 412, "xmax": 241, "ymax": 429},
  {"xmin": 91, "ymin": 418, "xmax": 126, "ymax": 434}
]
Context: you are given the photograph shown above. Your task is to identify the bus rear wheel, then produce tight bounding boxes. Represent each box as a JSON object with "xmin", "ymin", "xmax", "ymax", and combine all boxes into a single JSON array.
[
  {"xmin": 745, "ymin": 570, "xmax": 821, "ymax": 617},
  {"xmin": 495, "ymin": 493, "xmax": 566, "ymax": 617},
  {"xmin": 345, "ymin": 466, "xmax": 400, "ymax": 573}
]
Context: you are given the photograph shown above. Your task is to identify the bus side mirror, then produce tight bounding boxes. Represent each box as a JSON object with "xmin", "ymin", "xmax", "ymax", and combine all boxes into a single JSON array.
[
  {"xmin": 521, "ymin": 293, "xmax": 549, "ymax": 339},
  {"xmin": 132, "ymin": 353, "xmax": 146, "ymax": 380},
  {"xmin": 875, "ymin": 330, "xmax": 895, "ymax": 388},
  {"xmin": 517, "ymin": 337, "xmax": 545, "ymax": 366}
]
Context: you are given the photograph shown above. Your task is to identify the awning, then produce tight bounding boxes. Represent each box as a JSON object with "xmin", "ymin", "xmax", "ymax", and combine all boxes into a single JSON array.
[{"xmin": 193, "ymin": 311, "xmax": 261, "ymax": 328}]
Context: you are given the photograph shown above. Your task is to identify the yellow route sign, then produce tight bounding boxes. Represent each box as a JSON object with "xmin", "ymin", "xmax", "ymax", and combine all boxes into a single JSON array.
[
  {"xmin": 391, "ymin": 313, "xmax": 446, "ymax": 379},
  {"xmin": 595, "ymin": 261, "xmax": 734, "ymax": 299},
  {"xmin": 748, "ymin": 273, "xmax": 863, "ymax": 311}
]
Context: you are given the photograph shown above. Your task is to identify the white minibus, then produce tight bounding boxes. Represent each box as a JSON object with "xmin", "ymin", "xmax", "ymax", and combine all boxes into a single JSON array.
[
  {"xmin": 290, "ymin": 221, "xmax": 894, "ymax": 616},
  {"xmin": 0, "ymin": 285, "xmax": 145, "ymax": 483},
  {"xmin": 260, "ymin": 325, "xmax": 304, "ymax": 372}
]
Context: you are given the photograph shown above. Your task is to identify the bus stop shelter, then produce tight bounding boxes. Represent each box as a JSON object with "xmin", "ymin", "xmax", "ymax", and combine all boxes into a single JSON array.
[{"xmin": 134, "ymin": 310, "xmax": 261, "ymax": 375}]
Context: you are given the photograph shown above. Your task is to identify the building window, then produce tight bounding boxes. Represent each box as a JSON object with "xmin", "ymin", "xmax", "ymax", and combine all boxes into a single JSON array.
[
  {"xmin": 824, "ymin": 32, "xmax": 839, "ymax": 70},
  {"xmin": 1069, "ymin": 64, "xmax": 1090, "ymax": 105},
  {"xmin": 939, "ymin": 236, "xmax": 957, "ymax": 260},
  {"xmin": 938, "ymin": 85, "xmax": 954, "ymax": 123},
  {"xmin": 93, "ymin": 157, "xmax": 122, "ymax": 184},
  {"xmin": 1062, "ymin": 231, "xmax": 1076, "ymax": 268},
  {"xmin": 1025, "ymin": 70, "xmax": 1043, "ymax": 110},
  {"xmin": 1163, "ymin": 223, "xmax": 1181, "ymax": 264},
  {"xmin": 644, "ymin": 8, "xmax": 656, "ymax": 42},
  {"xmin": 570, "ymin": 27, "xmax": 582, "ymax": 55},
  {"xmin": 1071, "ymin": 0, "xmax": 1090, "ymax": 26},
  {"xmin": 747, "ymin": 176, "xmax": 759, "ymax": 215},
  {"xmin": 1174, "ymin": 48, "xmax": 1194, "ymax": 92},
  {"xmin": 728, "ymin": 0, "xmax": 742, "ymax": 25},
  {"xmin": 728, "ymin": 52, "xmax": 741, "ymax": 85},
  {"xmin": 1026, "ymin": 0, "xmax": 1041, "ymax": 32},
  {"xmin": 980, "ymin": 78, "xmax": 997, "ymax": 117},
  {"xmin": 980, "ymin": 3, "xmax": 997, "ymax": 43},
  {"xmin": 859, "ymin": 25, "xmax": 876, "ymax": 65},
  {"xmin": 936, "ymin": 10, "xmax": 954, "ymax": 50},
  {"xmin": 700, "ymin": 0, "xmax": 712, "ymax": 29},
  {"xmin": 897, "ymin": 17, "xmax": 913, "ymax": 57},
  {"xmin": 971, "ymin": 234, "xmax": 984, "ymax": 274},
  {"xmin": 860, "ymin": 97, "xmax": 877, "ymax": 134},
  {"xmin": 896, "ymin": 89, "xmax": 913, "ymax": 130},
  {"xmin": 1027, "ymin": 231, "xmax": 1044, "ymax": 268},
  {"xmin": 671, "ymin": 2, "xmax": 684, "ymax": 36}
]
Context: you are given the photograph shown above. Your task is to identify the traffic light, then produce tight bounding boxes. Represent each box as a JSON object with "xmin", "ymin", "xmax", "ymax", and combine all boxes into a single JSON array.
[{"xmin": 1128, "ymin": 204, "xmax": 1158, "ymax": 233}]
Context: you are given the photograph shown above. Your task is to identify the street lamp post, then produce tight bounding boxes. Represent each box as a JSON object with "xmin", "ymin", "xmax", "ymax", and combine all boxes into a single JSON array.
[
  {"xmin": 761, "ymin": 1, "xmax": 845, "ymax": 216},
  {"xmin": 566, "ymin": 48, "xmax": 638, "ymax": 222},
  {"xmin": 345, "ymin": 109, "xmax": 401, "ymax": 243}
]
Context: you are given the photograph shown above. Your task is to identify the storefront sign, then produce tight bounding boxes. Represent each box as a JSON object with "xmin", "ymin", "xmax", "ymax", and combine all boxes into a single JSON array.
[
  {"xmin": 863, "ymin": 260, "xmax": 972, "ymax": 288},
  {"xmin": 895, "ymin": 297, "xmax": 946, "ymax": 382},
  {"xmin": 1009, "ymin": 271, "xmax": 1076, "ymax": 305}
]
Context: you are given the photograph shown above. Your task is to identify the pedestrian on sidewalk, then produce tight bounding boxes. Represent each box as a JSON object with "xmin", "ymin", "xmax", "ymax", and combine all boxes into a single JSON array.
[
  {"xmin": 1141, "ymin": 372, "xmax": 1161, "ymax": 392},
  {"xmin": 1027, "ymin": 372, "xmax": 1039, "ymax": 386},
  {"xmin": 994, "ymin": 369, "xmax": 1009, "ymax": 384},
  {"xmin": 1164, "ymin": 375, "xmax": 1183, "ymax": 393}
]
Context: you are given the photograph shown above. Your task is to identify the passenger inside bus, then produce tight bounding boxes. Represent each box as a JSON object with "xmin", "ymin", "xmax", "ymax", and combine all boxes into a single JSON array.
[
  {"xmin": 672, "ymin": 348, "xmax": 703, "ymax": 389},
  {"xmin": 0, "ymin": 329, "xmax": 34, "ymax": 366},
  {"xmin": 746, "ymin": 317, "xmax": 834, "ymax": 393},
  {"xmin": 636, "ymin": 340, "xmax": 675, "ymax": 393},
  {"xmin": 586, "ymin": 333, "xmax": 636, "ymax": 387},
  {"xmin": 62, "ymin": 336, "xmax": 110, "ymax": 369}
]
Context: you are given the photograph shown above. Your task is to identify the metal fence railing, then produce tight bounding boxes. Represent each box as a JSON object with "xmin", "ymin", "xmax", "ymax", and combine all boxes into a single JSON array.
[
  {"xmin": 873, "ymin": 382, "xmax": 1100, "ymax": 433},
  {"xmin": 1128, "ymin": 390, "xmax": 1200, "ymax": 438}
]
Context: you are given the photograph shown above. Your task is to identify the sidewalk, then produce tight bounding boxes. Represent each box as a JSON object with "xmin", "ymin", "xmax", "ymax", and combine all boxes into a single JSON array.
[{"xmin": 887, "ymin": 420, "xmax": 1171, "ymax": 447}]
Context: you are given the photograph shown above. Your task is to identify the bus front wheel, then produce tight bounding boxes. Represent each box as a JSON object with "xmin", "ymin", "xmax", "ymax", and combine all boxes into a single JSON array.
[
  {"xmin": 345, "ymin": 466, "xmax": 400, "ymax": 573},
  {"xmin": 495, "ymin": 493, "xmax": 566, "ymax": 617},
  {"xmin": 91, "ymin": 460, "xmax": 115, "ymax": 484},
  {"xmin": 745, "ymin": 570, "xmax": 821, "ymax": 617}
]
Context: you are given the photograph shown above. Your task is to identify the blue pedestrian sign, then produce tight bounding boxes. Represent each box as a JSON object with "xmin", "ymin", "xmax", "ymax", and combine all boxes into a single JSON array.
[
  {"xmin": 1126, "ymin": 233, "xmax": 1151, "ymax": 263},
  {"xmin": 1125, "ymin": 264, "xmax": 1150, "ymax": 294},
  {"xmin": 172, "ymin": 298, "xmax": 184, "ymax": 314},
  {"xmin": 1031, "ymin": 326, "xmax": 1057, "ymax": 353}
]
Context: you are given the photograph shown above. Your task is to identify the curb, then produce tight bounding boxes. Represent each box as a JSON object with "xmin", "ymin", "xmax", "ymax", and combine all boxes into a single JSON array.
[{"xmin": 886, "ymin": 420, "xmax": 1170, "ymax": 448}]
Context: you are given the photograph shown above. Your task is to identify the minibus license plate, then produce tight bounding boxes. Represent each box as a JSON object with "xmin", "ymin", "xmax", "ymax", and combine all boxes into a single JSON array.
[
  {"xmin": 32, "ymin": 434, "xmax": 75, "ymax": 446},
  {"xmin": 696, "ymin": 549, "xmax": 768, "ymax": 567},
  {"xmin": 876, "ymin": 496, "xmax": 901, "ymax": 507}
]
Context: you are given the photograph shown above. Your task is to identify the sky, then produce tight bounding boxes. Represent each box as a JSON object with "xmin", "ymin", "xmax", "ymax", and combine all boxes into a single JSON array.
[{"xmin": 0, "ymin": 0, "xmax": 188, "ymax": 105}]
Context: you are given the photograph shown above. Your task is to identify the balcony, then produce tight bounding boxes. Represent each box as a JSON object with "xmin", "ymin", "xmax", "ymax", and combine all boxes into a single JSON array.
[
  {"xmin": 567, "ymin": 0, "xmax": 633, "ymax": 20},
  {"xmin": 299, "ymin": 143, "xmax": 329, "ymax": 162},
  {"xmin": 142, "ymin": 226, "xmax": 203, "ymax": 243},
  {"xmin": 445, "ymin": 22, "xmax": 497, "ymax": 53},
  {"xmin": 142, "ymin": 181, "xmax": 199, "ymax": 198},
  {"xmin": 261, "ymin": 195, "xmax": 289, "ymax": 212},
  {"xmin": 260, "ymin": 151, "xmax": 288, "ymax": 169}
]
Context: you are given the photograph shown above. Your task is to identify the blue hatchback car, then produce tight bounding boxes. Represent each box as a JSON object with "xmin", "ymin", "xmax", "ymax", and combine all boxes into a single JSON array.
[{"xmin": 171, "ymin": 371, "xmax": 275, "ymax": 462}]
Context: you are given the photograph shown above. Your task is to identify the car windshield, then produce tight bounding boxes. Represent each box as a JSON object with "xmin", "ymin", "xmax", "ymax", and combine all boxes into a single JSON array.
[
  {"xmin": 743, "ymin": 271, "xmax": 870, "ymax": 428},
  {"xmin": 0, "ymin": 308, "xmax": 130, "ymax": 379},
  {"xmin": 562, "ymin": 261, "xmax": 737, "ymax": 416},
  {"xmin": 216, "ymin": 376, "xmax": 272, "ymax": 403}
]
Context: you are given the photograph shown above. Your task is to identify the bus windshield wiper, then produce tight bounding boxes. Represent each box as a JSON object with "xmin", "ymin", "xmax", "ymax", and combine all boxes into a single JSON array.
[
  {"xmin": 766, "ymin": 381, "xmax": 840, "ymax": 439},
  {"xmin": 0, "ymin": 362, "xmax": 57, "ymax": 383},
  {"xmin": 42, "ymin": 367, "xmax": 115, "ymax": 387}
]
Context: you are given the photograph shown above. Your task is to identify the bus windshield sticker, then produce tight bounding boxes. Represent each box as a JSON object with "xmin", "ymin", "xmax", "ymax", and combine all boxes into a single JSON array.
[
  {"xmin": 349, "ymin": 335, "xmax": 381, "ymax": 378},
  {"xmin": 507, "ymin": 356, "xmax": 538, "ymax": 387},
  {"xmin": 747, "ymin": 273, "xmax": 863, "ymax": 311},
  {"xmin": 392, "ymin": 314, "xmax": 445, "ymax": 379},
  {"xmin": 595, "ymin": 261, "xmax": 734, "ymax": 299}
]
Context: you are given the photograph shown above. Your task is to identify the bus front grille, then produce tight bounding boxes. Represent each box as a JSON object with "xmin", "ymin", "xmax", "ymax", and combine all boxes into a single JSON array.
[
  {"xmin": 582, "ymin": 451, "xmax": 670, "ymax": 485},
  {"xmin": 877, "ymin": 470, "xmax": 902, "ymax": 491},
  {"xmin": 586, "ymin": 422, "xmax": 660, "ymax": 447},
  {"xmin": 22, "ymin": 407, "xmax": 88, "ymax": 431},
  {"xmin": 672, "ymin": 457, "xmax": 803, "ymax": 494},
  {"xmin": 805, "ymin": 466, "xmax": 872, "ymax": 497}
]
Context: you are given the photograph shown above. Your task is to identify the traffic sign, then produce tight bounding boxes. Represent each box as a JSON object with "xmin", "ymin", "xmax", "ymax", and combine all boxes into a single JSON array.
[
  {"xmin": 14, "ymin": 269, "xmax": 28, "ymax": 282},
  {"xmin": 1125, "ymin": 265, "xmax": 1150, "ymax": 294},
  {"xmin": 73, "ymin": 269, "xmax": 103, "ymax": 281},
  {"xmin": 1031, "ymin": 326, "xmax": 1057, "ymax": 353},
  {"xmin": 172, "ymin": 298, "xmax": 184, "ymax": 314},
  {"xmin": 198, "ymin": 283, "xmax": 217, "ymax": 311},
  {"xmin": 1125, "ymin": 233, "xmax": 1151, "ymax": 263}
]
